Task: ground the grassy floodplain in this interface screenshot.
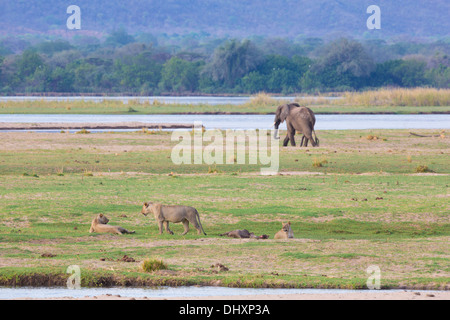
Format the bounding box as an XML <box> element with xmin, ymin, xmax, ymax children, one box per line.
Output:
<box><xmin>0</xmin><ymin>126</ymin><xmax>449</xmax><ymax>289</ymax></box>
<box><xmin>1</xmin><ymin>88</ymin><xmax>449</xmax><ymax>115</ymax></box>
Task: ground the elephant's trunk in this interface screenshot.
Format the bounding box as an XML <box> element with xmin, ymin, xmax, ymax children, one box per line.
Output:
<box><xmin>272</xmin><ymin>121</ymin><xmax>281</xmax><ymax>139</ymax></box>
<box><xmin>273</xmin><ymin>128</ymin><xmax>280</xmax><ymax>140</ymax></box>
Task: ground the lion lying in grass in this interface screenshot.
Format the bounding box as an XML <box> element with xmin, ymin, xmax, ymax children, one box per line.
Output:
<box><xmin>89</xmin><ymin>214</ymin><xmax>135</xmax><ymax>235</ymax></box>
<box><xmin>274</xmin><ymin>222</ymin><xmax>294</xmax><ymax>239</ymax></box>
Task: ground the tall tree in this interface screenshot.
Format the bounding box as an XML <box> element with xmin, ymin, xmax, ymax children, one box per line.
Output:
<box><xmin>105</xmin><ymin>28</ymin><xmax>136</xmax><ymax>47</ymax></box>
<box><xmin>160</xmin><ymin>57</ymin><xmax>200</xmax><ymax>92</ymax></box>
<box><xmin>312</xmin><ymin>38</ymin><xmax>375</xmax><ymax>89</ymax></box>
<box><xmin>206</xmin><ymin>39</ymin><xmax>262</xmax><ymax>87</ymax></box>
<box><xmin>318</xmin><ymin>38</ymin><xmax>375</xmax><ymax>78</ymax></box>
<box><xmin>16</xmin><ymin>49</ymin><xmax>45</xmax><ymax>79</ymax></box>
<box><xmin>0</xmin><ymin>56</ymin><xmax>4</xmax><ymax>86</ymax></box>
<box><xmin>114</xmin><ymin>53</ymin><xmax>162</xmax><ymax>92</ymax></box>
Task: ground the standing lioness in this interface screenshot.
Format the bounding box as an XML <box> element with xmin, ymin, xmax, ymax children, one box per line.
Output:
<box><xmin>89</xmin><ymin>214</ymin><xmax>135</xmax><ymax>235</ymax></box>
<box><xmin>141</xmin><ymin>202</ymin><xmax>206</xmax><ymax>235</ymax></box>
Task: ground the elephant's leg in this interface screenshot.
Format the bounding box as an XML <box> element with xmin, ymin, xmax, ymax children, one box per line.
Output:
<box><xmin>283</xmin><ymin>134</ymin><xmax>290</xmax><ymax>147</ymax></box>
<box><xmin>288</xmin><ymin>131</ymin><xmax>296</xmax><ymax>146</ymax></box>
<box><xmin>300</xmin><ymin>135</ymin><xmax>306</xmax><ymax>147</ymax></box>
<box><xmin>286</xmin><ymin>124</ymin><xmax>296</xmax><ymax>146</ymax></box>
<box><xmin>181</xmin><ymin>219</ymin><xmax>190</xmax><ymax>235</ymax></box>
<box><xmin>304</xmin><ymin>130</ymin><xmax>316</xmax><ymax>147</ymax></box>
<box><xmin>164</xmin><ymin>221</ymin><xmax>174</xmax><ymax>235</ymax></box>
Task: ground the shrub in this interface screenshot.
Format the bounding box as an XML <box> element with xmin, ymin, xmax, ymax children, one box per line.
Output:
<box><xmin>312</xmin><ymin>157</ymin><xmax>328</xmax><ymax>167</ymax></box>
<box><xmin>415</xmin><ymin>165</ymin><xmax>433</xmax><ymax>173</ymax></box>
<box><xmin>141</xmin><ymin>258</ymin><xmax>168</xmax><ymax>272</ymax></box>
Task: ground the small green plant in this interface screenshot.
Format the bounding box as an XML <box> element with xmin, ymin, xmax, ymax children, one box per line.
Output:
<box><xmin>415</xmin><ymin>165</ymin><xmax>433</xmax><ymax>173</ymax></box>
<box><xmin>23</xmin><ymin>172</ymin><xmax>39</xmax><ymax>178</ymax></box>
<box><xmin>56</xmin><ymin>167</ymin><xmax>64</xmax><ymax>176</ymax></box>
<box><xmin>83</xmin><ymin>169</ymin><xmax>93</xmax><ymax>176</ymax></box>
<box><xmin>208</xmin><ymin>165</ymin><xmax>220</xmax><ymax>174</ymax></box>
<box><xmin>312</xmin><ymin>157</ymin><xmax>328</xmax><ymax>168</ymax></box>
<box><xmin>141</xmin><ymin>127</ymin><xmax>157</xmax><ymax>134</ymax></box>
<box><xmin>366</xmin><ymin>135</ymin><xmax>380</xmax><ymax>140</ymax></box>
<box><xmin>141</xmin><ymin>258</ymin><xmax>168</xmax><ymax>272</ymax></box>
<box><xmin>76</xmin><ymin>128</ymin><xmax>90</xmax><ymax>134</ymax></box>
<box><xmin>168</xmin><ymin>171</ymin><xmax>178</xmax><ymax>178</ymax></box>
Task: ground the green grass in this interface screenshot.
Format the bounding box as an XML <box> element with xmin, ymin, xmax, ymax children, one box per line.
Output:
<box><xmin>0</xmin><ymin>99</ymin><xmax>449</xmax><ymax>115</ymax></box>
<box><xmin>0</xmin><ymin>129</ymin><xmax>449</xmax><ymax>289</ymax></box>
<box><xmin>1</xmin><ymin>130</ymin><xmax>449</xmax><ymax>175</ymax></box>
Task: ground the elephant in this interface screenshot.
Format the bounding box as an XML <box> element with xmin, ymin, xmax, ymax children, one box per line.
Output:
<box><xmin>273</xmin><ymin>103</ymin><xmax>319</xmax><ymax>147</ymax></box>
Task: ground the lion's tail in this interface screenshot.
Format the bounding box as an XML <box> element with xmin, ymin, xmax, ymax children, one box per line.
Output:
<box><xmin>195</xmin><ymin>209</ymin><xmax>207</xmax><ymax>235</ymax></box>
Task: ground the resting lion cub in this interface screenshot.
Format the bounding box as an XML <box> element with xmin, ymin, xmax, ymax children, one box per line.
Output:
<box><xmin>89</xmin><ymin>214</ymin><xmax>135</xmax><ymax>235</ymax></box>
<box><xmin>274</xmin><ymin>222</ymin><xmax>294</xmax><ymax>239</ymax></box>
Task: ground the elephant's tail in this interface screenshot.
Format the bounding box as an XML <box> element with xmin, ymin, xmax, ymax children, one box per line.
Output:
<box><xmin>195</xmin><ymin>210</ymin><xmax>207</xmax><ymax>235</ymax></box>
<box><xmin>313</xmin><ymin>130</ymin><xmax>319</xmax><ymax>147</ymax></box>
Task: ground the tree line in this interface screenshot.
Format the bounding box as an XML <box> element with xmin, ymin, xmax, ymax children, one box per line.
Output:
<box><xmin>0</xmin><ymin>32</ymin><xmax>448</xmax><ymax>95</ymax></box>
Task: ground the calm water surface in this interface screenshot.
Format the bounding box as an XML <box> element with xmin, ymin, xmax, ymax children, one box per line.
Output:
<box><xmin>0</xmin><ymin>114</ymin><xmax>449</xmax><ymax>130</ymax></box>
<box><xmin>0</xmin><ymin>286</ymin><xmax>422</xmax><ymax>299</ymax></box>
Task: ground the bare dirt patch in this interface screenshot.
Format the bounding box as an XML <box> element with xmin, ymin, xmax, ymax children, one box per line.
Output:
<box><xmin>0</xmin><ymin>132</ymin><xmax>172</xmax><ymax>152</ymax></box>
<box><xmin>0</xmin><ymin>122</ymin><xmax>194</xmax><ymax>131</ymax></box>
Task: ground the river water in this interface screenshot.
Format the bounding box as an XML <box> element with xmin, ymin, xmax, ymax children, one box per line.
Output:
<box><xmin>0</xmin><ymin>114</ymin><xmax>449</xmax><ymax>130</ymax></box>
<box><xmin>0</xmin><ymin>286</ymin><xmax>428</xmax><ymax>299</ymax></box>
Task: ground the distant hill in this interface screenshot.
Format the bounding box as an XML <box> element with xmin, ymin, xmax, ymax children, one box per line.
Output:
<box><xmin>1</xmin><ymin>0</ymin><xmax>449</xmax><ymax>39</ymax></box>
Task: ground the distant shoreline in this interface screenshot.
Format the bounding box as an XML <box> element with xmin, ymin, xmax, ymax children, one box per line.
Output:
<box><xmin>0</xmin><ymin>111</ymin><xmax>449</xmax><ymax>115</ymax></box>
<box><xmin>1</xmin><ymin>89</ymin><xmax>449</xmax><ymax>115</ymax></box>
<box><xmin>0</xmin><ymin>122</ymin><xmax>196</xmax><ymax>131</ymax></box>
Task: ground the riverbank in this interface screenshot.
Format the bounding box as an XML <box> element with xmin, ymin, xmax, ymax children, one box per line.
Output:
<box><xmin>1</xmin><ymin>89</ymin><xmax>449</xmax><ymax>114</ymax></box>
<box><xmin>0</xmin><ymin>100</ymin><xmax>449</xmax><ymax>115</ymax></box>
<box><xmin>0</xmin><ymin>122</ymin><xmax>195</xmax><ymax>131</ymax></box>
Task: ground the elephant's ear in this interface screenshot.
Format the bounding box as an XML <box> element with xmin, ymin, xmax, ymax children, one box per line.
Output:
<box><xmin>279</xmin><ymin>104</ymin><xmax>290</xmax><ymax>122</ymax></box>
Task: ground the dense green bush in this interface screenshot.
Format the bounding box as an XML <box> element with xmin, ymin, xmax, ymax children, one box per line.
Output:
<box><xmin>0</xmin><ymin>35</ymin><xmax>448</xmax><ymax>94</ymax></box>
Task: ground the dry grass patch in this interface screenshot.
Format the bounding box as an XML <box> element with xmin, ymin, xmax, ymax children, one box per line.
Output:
<box><xmin>340</xmin><ymin>88</ymin><xmax>450</xmax><ymax>107</ymax></box>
